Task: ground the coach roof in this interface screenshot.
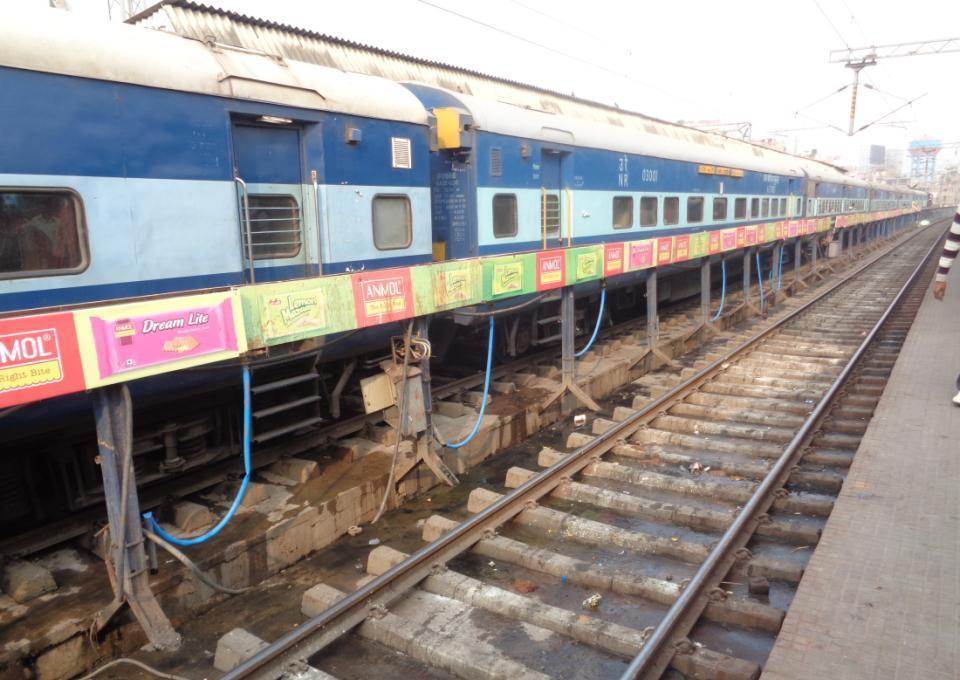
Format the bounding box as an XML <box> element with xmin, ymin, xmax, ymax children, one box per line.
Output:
<box><xmin>0</xmin><ymin>7</ymin><xmax>428</xmax><ymax>125</ymax></box>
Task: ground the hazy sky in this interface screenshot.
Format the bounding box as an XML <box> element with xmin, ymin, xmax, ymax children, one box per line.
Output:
<box><xmin>15</xmin><ymin>0</ymin><xmax>960</xmax><ymax>171</ymax></box>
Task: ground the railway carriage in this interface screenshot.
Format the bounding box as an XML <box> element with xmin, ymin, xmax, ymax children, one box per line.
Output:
<box><xmin>0</xmin><ymin>8</ymin><xmax>926</xmax><ymax>537</ymax></box>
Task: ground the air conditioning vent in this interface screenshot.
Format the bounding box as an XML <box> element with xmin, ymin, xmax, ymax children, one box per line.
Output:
<box><xmin>490</xmin><ymin>147</ymin><xmax>503</xmax><ymax>176</ymax></box>
<box><xmin>391</xmin><ymin>137</ymin><xmax>412</xmax><ymax>169</ymax></box>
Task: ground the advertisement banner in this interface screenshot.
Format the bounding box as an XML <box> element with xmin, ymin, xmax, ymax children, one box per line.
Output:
<box><xmin>351</xmin><ymin>268</ymin><xmax>415</xmax><ymax>328</ymax></box>
<box><xmin>656</xmin><ymin>237</ymin><xmax>674</xmax><ymax>265</ymax></box>
<box><xmin>689</xmin><ymin>232</ymin><xmax>708</xmax><ymax>260</ymax></box>
<box><xmin>764</xmin><ymin>223</ymin><xmax>777</xmax><ymax>243</ymax></box>
<box><xmin>735</xmin><ymin>227</ymin><xmax>746</xmax><ymax>249</ymax></box>
<box><xmin>0</xmin><ymin>312</ymin><xmax>85</xmax><ymax>408</ymax></box>
<box><xmin>482</xmin><ymin>253</ymin><xmax>536</xmax><ymax>300</ymax></box>
<box><xmin>628</xmin><ymin>240</ymin><xmax>655</xmax><ymax>270</ymax></box>
<box><xmin>603</xmin><ymin>243</ymin><xmax>625</xmax><ymax>277</ymax></box>
<box><xmin>242</xmin><ymin>276</ymin><xmax>355</xmax><ymax>348</ymax></box>
<box><xmin>720</xmin><ymin>229</ymin><xmax>737</xmax><ymax>251</ymax></box>
<box><xmin>708</xmin><ymin>231</ymin><xmax>722</xmax><ymax>255</ymax></box>
<box><xmin>536</xmin><ymin>250</ymin><xmax>566</xmax><ymax>291</ymax></box>
<box><xmin>76</xmin><ymin>292</ymin><xmax>245</xmax><ymax>387</ymax></box>
<box><xmin>411</xmin><ymin>260</ymin><xmax>482</xmax><ymax>315</ymax></box>
<box><xmin>566</xmin><ymin>245</ymin><xmax>603</xmax><ymax>284</ymax></box>
<box><xmin>745</xmin><ymin>225</ymin><xmax>758</xmax><ymax>246</ymax></box>
<box><xmin>674</xmin><ymin>235</ymin><xmax>690</xmax><ymax>262</ymax></box>
<box><xmin>788</xmin><ymin>221</ymin><xmax>799</xmax><ymax>238</ymax></box>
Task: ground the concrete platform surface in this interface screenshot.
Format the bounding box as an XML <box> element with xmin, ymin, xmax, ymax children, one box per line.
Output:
<box><xmin>763</xmin><ymin>261</ymin><xmax>960</xmax><ymax>679</ymax></box>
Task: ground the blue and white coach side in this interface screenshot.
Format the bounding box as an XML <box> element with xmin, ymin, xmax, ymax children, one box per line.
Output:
<box><xmin>0</xmin><ymin>10</ymin><xmax>433</xmax><ymax>315</ymax></box>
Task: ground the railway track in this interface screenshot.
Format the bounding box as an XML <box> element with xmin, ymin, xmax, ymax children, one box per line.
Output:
<box><xmin>185</xmin><ymin>219</ymin><xmax>948</xmax><ymax>680</ymax></box>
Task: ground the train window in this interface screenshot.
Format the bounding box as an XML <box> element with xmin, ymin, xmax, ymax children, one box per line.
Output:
<box><xmin>713</xmin><ymin>197</ymin><xmax>727</xmax><ymax>221</ymax></box>
<box><xmin>734</xmin><ymin>197</ymin><xmax>746</xmax><ymax>219</ymax></box>
<box><xmin>640</xmin><ymin>196</ymin><xmax>658</xmax><ymax>227</ymax></box>
<box><xmin>492</xmin><ymin>194</ymin><xmax>517</xmax><ymax>238</ymax></box>
<box><xmin>613</xmin><ymin>196</ymin><xmax>633</xmax><ymax>229</ymax></box>
<box><xmin>0</xmin><ymin>190</ymin><xmax>87</xmax><ymax>277</ymax></box>
<box><xmin>751</xmin><ymin>198</ymin><xmax>759</xmax><ymax>218</ymax></box>
<box><xmin>761</xmin><ymin>198</ymin><xmax>769</xmax><ymax>218</ymax></box>
<box><xmin>372</xmin><ymin>195</ymin><xmax>412</xmax><ymax>250</ymax></box>
<box><xmin>245</xmin><ymin>194</ymin><xmax>302</xmax><ymax>259</ymax></box>
<box><xmin>664</xmin><ymin>197</ymin><xmax>680</xmax><ymax>225</ymax></box>
<box><xmin>687</xmin><ymin>196</ymin><xmax>704</xmax><ymax>223</ymax></box>
<box><xmin>796</xmin><ymin>197</ymin><xmax>802</xmax><ymax>215</ymax></box>
<box><xmin>542</xmin><ymin>193</ymin><xmax>560</xmax><ymax>234</ymax></box>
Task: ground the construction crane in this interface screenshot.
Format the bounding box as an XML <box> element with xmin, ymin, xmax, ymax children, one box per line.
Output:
<box><xmin>829</xmin><ymin>38</ymin><xmax>960</xmax><ymax>135</ymax></box>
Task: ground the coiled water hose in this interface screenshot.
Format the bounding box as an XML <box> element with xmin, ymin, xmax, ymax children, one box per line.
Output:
<box><xmin>443</xmin><ymin>315</ymin><xmax>495</xmax><ymax>449</ymax></box>
<box><xmin>144</xmin><ymin>365</ymin><xmax>252</xmax><ymax>546</ymax></box>
<box><xmin>575</xmin><ymin>287</ymin><xmax>606</xmax><ymax>358</ymax></box>
<box><xmin>711</xmin><ymin>259</ymin><xmax>726</xmax><ymax>322</ymax></box>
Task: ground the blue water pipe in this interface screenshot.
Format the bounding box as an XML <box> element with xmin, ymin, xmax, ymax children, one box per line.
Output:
<box><xmin>144</xmin><ymin>365</ymin><xmax>252</xmax><ymax>546</ymax></box>
<box><xmin>756</xmin><ymin>251</ymin><xmax>765</xmax><ymax>313</ymax></box>
<box><xmin>575</xmin><ymin>287</ymin><xmax>606</xmax><ymax>358</ymax></box>
<box><xmin>445</xmin><ymin>315</ymin><xmax>495</xmax><ymax>449</ymax></box>
<box><xmin>711</xmin><ymin>259</ymin><xmax>726</xmax><ymax>322</ymax></box>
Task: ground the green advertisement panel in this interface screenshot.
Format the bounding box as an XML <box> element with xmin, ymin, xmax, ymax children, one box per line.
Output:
<box><xmin>411</xmin><ymin>260</ymin><xmax>483</xmax><ymax>315</ymax></box>
<box><xmin>564</xmin><ymin>245</ymin><xmax>603</xmax><ymax>285</ymax></box>
<box><xmin>482</xmin><ymin>253</ymin><xmax>537</xmax><ymax>300</ymax></box>
<box><xmin>241</xmin><ymin>275</ymin><xmax>356</xmax><ymax>348</ymax></box>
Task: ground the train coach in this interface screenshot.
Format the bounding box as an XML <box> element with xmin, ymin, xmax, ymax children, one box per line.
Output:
<box><xmin>0</xmin><ymin>8</ymin><xmax>924</xmax><ymax>539</ymax></box>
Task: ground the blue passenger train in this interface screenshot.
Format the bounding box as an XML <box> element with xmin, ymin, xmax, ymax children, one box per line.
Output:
<box><xmin>0</xmin><ymin>8</ymin><xmax>926</xmax><ymax>532</ymax></box>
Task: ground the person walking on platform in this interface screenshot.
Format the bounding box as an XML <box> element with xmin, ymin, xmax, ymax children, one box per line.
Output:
<box><xmin>932</xmin><ymin>207</ymin><xmax>960</xmax><ymax>405</ymax></box>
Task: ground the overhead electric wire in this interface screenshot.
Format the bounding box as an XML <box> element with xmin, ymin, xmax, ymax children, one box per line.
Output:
<box><xmin>410</xmin><ymin>0</ymin><xmax>694</xmax><ymax>106</ymax></box>
<box><xmin>812</xmin><ymin>0</ymin><xmax>852</xmax><ymax>50</ymax></box>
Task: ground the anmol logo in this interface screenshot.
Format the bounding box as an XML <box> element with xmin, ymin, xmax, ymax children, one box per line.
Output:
<box><xmin>541</xmin><ymin>256</ymin><xmax>562</xmax><ymax>271</ymax></box>
<box><xmin>0</xmin><ymin>330</ymin><xmax>58</xmax><ymax>367</ymax></box>
<box><xmin>364</xmin><ymin>277</ymin><xmax>405</xmax><ymax>300</ymax></box>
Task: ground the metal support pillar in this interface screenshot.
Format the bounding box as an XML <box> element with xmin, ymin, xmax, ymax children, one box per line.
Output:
<box><xmin>793</xmin><ymin>238</ymin><xmax>804</xmax><ymax>289</ymax></box>
<box><xmin>646</xmin><ymin>271</ymin><xmax>659</xmax><ymax>350</ymax></box>
<box><xmin>545</xmin><ymin>287</ymin><xmax>600</xmax><ymax>412</ymax></box>
<box><xmin>742</xmin><ymin>249</ymin><xmax>754</xmax><ymax>310</ymax></box>
<box><xmin>92</xmin><ymin>384</ymin><xmax>179</xmax><ymax>649</ymax></box>
<box><xmin>415</xmin><ymin>317</ymin><xmax>458</xmax><ymax>486</ymax></box>
<box><xmin>771</xmin><ymin>243</ymin><xmax>783</xmax><ymax>305</ymax></box>
<box><xmin>700</xmin><ymin>257</ymin><xmax>711</xmax><ymax>323</ymax></box>
<box><xmin>810</xmin><ymin>237</ymin><xmax>820</xmax><ymax>279</ymax></box>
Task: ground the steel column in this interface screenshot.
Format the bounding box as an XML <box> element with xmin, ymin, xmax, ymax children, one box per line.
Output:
<box><xmin>794</xmin><ymin>238</ymin><xmax>803</xmax><ymax>286</ymax></box>
<box><xmin>92</xmin><ymin>384</ymin><xmax>179</xmax><ymax>649</ymax></box>
<box><xmin>414</xmin><ymin>317</ymin><xmax>458</xmax><ymax>486</ymax></box>
<box><xmin>811</xmin><ymin>237</ymin><xmax>819</xmax><ymax>277</ymax></box>
<box><xmin>700</xmin><ymin>257</ymin><xmax>711</xmax><ymax>323</ymax></box>
<box><xmin>646</xmin><ymin>271</ymin><xmax>659</xmax><ymax>349</ymax></box>
<box><xmin>543</xmin><ymin>286</ymin><xmax>599</xmax><ymax>412</ymax></box>
<box><xmin>742</xmin><ymin>249</ymin><xmax>752</xmax><ymax>305</ymax></box>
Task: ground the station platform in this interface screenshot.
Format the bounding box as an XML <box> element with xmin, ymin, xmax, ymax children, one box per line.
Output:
<box><xmin>763</xmin><ymin>261</ymin><xmax>960</xmax><ymax>679</ymax></box>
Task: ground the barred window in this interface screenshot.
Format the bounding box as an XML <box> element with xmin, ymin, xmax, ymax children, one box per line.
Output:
<box><xmin>761</xmin><ymin>198</ymin><xmax>770</xmax><ymax>218</ymax></box>
<box><xmin>751</xmin><ymin>197</ymin><xmax>760</xmax><ymax>218</ymax></box>
<box><xmin>244</xmin><ymin>194</ymin><xmax>302</xmax><ymax>259</ymax></box>
<box><xmin>0</xmin><ymin>190</ymin><xmax>86</xmax><ymax>277</ymax></box>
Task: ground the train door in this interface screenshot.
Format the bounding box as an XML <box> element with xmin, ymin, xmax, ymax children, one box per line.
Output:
<box><xmin>540</xmin><ymin>149</ymin><xmax>564</xmax><ymax>246</ymax></box>
<box><xmin>232</xmin><ymin>122</ymin><xmax>309</xmax><ymax>283</ymax></box>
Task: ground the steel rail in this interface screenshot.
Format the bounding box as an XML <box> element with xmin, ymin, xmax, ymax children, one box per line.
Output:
<box><xmin>621</xmin><ymin>219</ymin><xmax>949</xmax><ymax>679</ymax></box>
<box><xmin>224</xmin><ymin>217</ymin><xmax>940</xmax><ymax>680</ymax></box>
